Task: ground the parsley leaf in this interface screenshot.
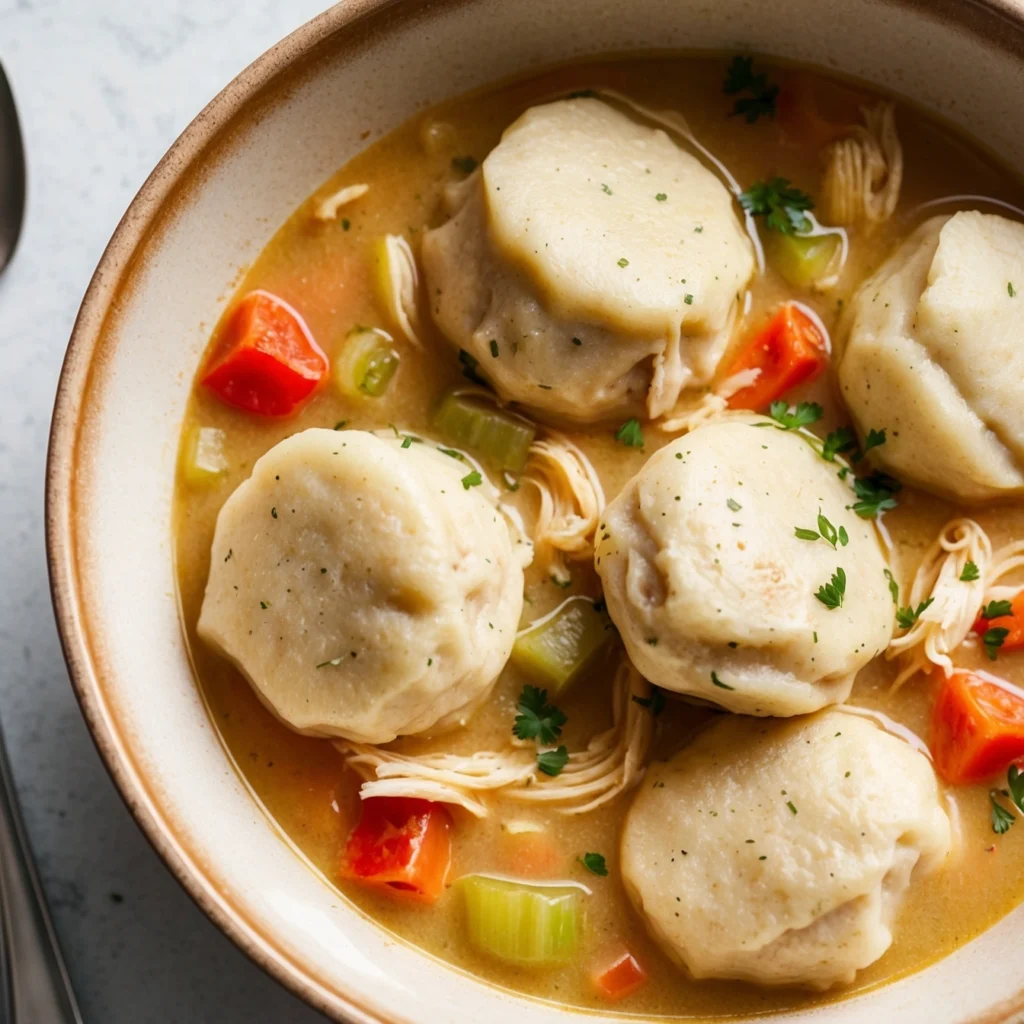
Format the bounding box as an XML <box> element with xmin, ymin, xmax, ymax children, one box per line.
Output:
<box><xmin>991</xmin><ymin>792</ymin><xmax>1016</xmax><ymax>834</ymax></box>
<box><xmin>615</xmin><ymin>418</ymin><xmax>644</xmax><ymax>448</ymax></box>
<box><xmin>794</xmin><ymin>527</ymin><xmax>821</xmax><ymax>542</ymax></box>
<box><xmin>739</xmin><ymin>178</ymin><xmax>814</xmax><ymax>234</ymax></box>
<box><xmin>884</xmin><ymin>568</ymin><xmax>900</xmax><ymax>605</ymax></box>
<box><xmin>849</xmin><ymin>472</ymin><xmax>901</xmax><ymax>518</ymax></box>
<box><xmin>895</xmin><ymin>597</ymin><xmax>935</xmax><ymax>630</ymax></box>
<box><xmin>1009</xmin><ymin>766</ymin><xmax>1024</xmax><ymax>814</ymax></box>
<box><xmin>815</xmin><ymin>567</ymin><xmax>847</xmax><ymax>610</ymax></box>
<box><xmin>795</xmin><ymin>510</ymin><xmax>847</xmax><ymax>549</ymax></box>
<box><xmin>461</xmin><ymin>470</ymin><xmax>483</xmax><ymax>490</ymax></box>
<box><xmin>766</xmin><ymin>400</ymin><xmax>823</xmax><ymax>430</ymax></box>
<box><xmin>632</xmin><ymin>690</ymin><xmax>667</xmax><ymax>716</ymax></box>
<box><xmin>537</xmin><ymin>746</ymin><xmax>569</xmax><ymax>777</ymax></box>
<box><xmin>727</xmin><ymin>497</ymin><xmax>742</xmax><ymax>512</ymax></box>
<box><xmin>513</xmin><ymin>685</ymin><xmax>567</xmax><ymax>745</ymax></box>
<box><xmin>984</xmin><ymin>626</ymin><xmax>1010</xmax><ymax>661</ymax></box>
<box><xmin>723</xmin><ymin>56</ymin><xmax>780</xmax><ymax>123</ymax></box>
<box><xmin>459</xmin><ymin>349</ymin><xmax>489</xmax><ymax>387</ymax></box>
<box><xmin>982</xmin><ymin>600</ymin><xmax>1014</xmax><ymax>620</ymax></box>
<box><xmin>578</xmin><ymin>852</ymin><xmax>608</xmax><ymax>876</ymax></box>
<box><xmin>861</xmin><ymin>427</ymin><xmax>887</xmax><ymax>455</ymax></box>
<box><xmin>822</xmin><ymin>426</ymin><xmax>858</xmax><ymax>462</ymax></box>
<box><xmin>961</xmin><ymin>561</ymin><xmax>981</xmax><ymax>582</ymax></box>
<box><xmin>711</xmin><ymin>671</ymin><xmax>735</xmax><ymax>690</ymax></box>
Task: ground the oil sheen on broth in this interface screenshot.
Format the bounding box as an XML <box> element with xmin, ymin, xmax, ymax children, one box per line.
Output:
<box><xmin>174</xmin><ymin>55</ymin><xmax>1024</xmax><ymax>1017</ymax></box>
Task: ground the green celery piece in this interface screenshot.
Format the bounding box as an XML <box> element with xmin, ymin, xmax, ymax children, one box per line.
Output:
<box><xmin>333</xmin><ymin>328</ymin><xmax>399</xmax><ymax>398</ymax></box>
<box><xmin>180</xmin><ymin>425</ymin><xmax>228</xmax><ymax>487</ymax></box>
<box><xmin>510</xmin><ymin>597</ymin><xmax>614</xmax><ymax>696</ymax></box>
<box><xmin>431</xmin><ymin>390</ymin><xmax>536</xmax><ymax>473</ymax></box>
<box><xmin>459</xmin><ymin>875</ymin><xmax>582</xmax><ymax>966</ymax></box>
<box><xmin>765</xmin><ymin>231</ymin><xmax>840</xmax><ymax>289</ymax></box>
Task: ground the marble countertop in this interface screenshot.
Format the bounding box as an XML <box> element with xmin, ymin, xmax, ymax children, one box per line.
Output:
<box><xmin>0</xmin><ymin>1</ymin><xmax>331</xmax><ymax>1020</ymax></box>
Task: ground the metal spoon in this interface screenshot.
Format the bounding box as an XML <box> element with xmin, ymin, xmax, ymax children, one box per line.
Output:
<box><xmin>0</xmin><ymin>61</ymin><xmax>26</xmax><ymax>274</ymax></box>
<box><xmin>0</xmin><ymin>62</ymin><xmax>81</xmax><ymax>1023</ymax></box>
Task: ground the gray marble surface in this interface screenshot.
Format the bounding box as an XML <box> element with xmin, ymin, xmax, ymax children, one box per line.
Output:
<box><xmin>0</xmin><ymin>1</ymin><xmax>332</xmax><ymax>1020</ymax></box>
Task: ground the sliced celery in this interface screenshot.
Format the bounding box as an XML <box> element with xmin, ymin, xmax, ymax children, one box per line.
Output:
<box><xmin>511</xmin><ymin>597</ymin><xmax>614</xmax><ymax>696</ymax></box>
<box><xmin>333</xmin><ymin>328</ymin><xmax>399</xmax><ymax>398</ymax></box>
<box><xmin>180</xmin><ymin>426</ymin><xmax>228</xmax><ymax>487</ymax></box>
<box><xmin>459</xmin><ymin>875</ymin><xmax>582</xmax><ymax>966</ymax></box>
<box><xmin>765</xmin><ymin>230</ymin><xmax>840</xmax><ymax>289</ymax></box>
<box><xmin>431</xmin><ymin>390</ymin><xmax>535</xmax><ymax>473</ymax></box>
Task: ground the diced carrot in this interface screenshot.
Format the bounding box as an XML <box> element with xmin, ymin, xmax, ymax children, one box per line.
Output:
<box><xmin>339</xmin><ymin>797</ymin><xmax>452</xmax><ymax>903</ymax></box>
<box><xmin>973</xmin><ymin>594</ymin><xmax>1024</xmax><ymax>653</ymax></box>
<box><xmin>726</xmin><ymin>303</ymin><xmax>829</xmax><ymax>412</ymax></box>
<box><xmin>201</xmin><ymin>289</ymin><xmax>328</xmax><ymax>416</ymax></box>
<box><xmin>931</xmin><ymin>670</ymin><xmax>1024</xmax><ymax>784</ymax></box>
<box><xmin>590</xmin><ymin>946</ymin><xmax>649</xmax><ymax>1002</ymax></box>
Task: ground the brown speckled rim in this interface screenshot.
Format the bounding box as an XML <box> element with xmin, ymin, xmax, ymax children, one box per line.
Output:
<box><xmin>42</xmin><ymin>0</ymin><xmax>1024</xmax><ymax>1021</ymax></box>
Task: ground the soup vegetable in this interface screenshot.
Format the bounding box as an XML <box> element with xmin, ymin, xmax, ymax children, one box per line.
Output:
<box><xmin>175</xmin><ymin>55</ymin><xmax>1024</xmax><ymax>1016</ymax></box>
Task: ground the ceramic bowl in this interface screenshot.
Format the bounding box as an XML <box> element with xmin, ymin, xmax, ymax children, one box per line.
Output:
<box><xmin>45</xmin><ymin>1</ymin><xmax>1024</xmax><ymax>1020</ymax></box>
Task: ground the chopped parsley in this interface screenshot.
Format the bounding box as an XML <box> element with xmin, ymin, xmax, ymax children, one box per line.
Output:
<box><xmin>615</xmin><ymin>418</ymin><xmax>644</xmax><ymax>448</ymax></box>
<box><xmin>739</xmin><ymin>178</ymin><xmax>813</xmax><ymax>234</ymax></box>
<box><xmin>333</xmin><ymin>420</ymin><xmax>348</xmax><ymax>430</ymax></box>
<box><xmin>655</xmin><ymin>192</ymin><xmax>667</xmax><ymax>202</ymax></box>
<box><xmin>984</xmin><ymin>626</ymin><xmax>1010</xmax><ymax>660</ymax></box>
<box><xmin>537</xmin><ymin>746</ymin><xmax>569</xmax><ymax>777</ymax></box>
<box><xmin>684</xmin><ymin>293</ymin><xmax>694</xmax><ymax>305</ymax></box>
<box><xmin>711</xmin><ymin>671</ymin><xmax>734</xmax><ymax>690</ymax></box>
<box><xmin>982</xmin><ymin>600</ymin><xmax>1013</xmax><ymax>620</ymax></box>
<box><xmin>459</xmin><ymin>349</ymin><xmax>489</xmax><ymax>387</ymax></box>
<box><xmin>342</xmin><ymin>217</ymin><xmax>351</xmax><ymax>231</ymax></box>
<box><xmin>601</xmin><ymin>183</ymin><xmax>613</xmax><ymax>195</ymax></box>
<box><xmin>857</xmin><ymin>427</ymin><xmax>887</xmax><ymax>460</ymax></box>
<box><xmin>815</xmin><ymin>567</ymin><xmax>847</xmax><ymax>610</ymax></box>
<box><xmin>461</xmin><ymin>470</ymin><xmax>483</xmax><ymax>489</ymax></box>
<box><xmin>849</xmin><ymin>472</ymin><xmax>901</xmax><ymax>519</ymax></box>
<box><xmin>991</xmin><ymin>791</ymin><xmax>1016</xmax><ymax>834</ymax></box>
<box><xmin>401</xmin><ymin>436</ymin><xmax>413</xmax><ymax>448</ymax></box>
<box><xmin>1010</xmin><ymin>281</ymin><xmax>1017</xmax><ymax>298</ymax></box>
<box><xmin>884</xmin><ymin>568</ymin><xmax>900</xmax><ymax>604</ymax></box>
<box><xmin>617</xmin><ymin>257</ymin><xmax>630</xmax><ymax>268</ymax></box>
<box><xmin>727</xmin><ymin>498</ymin><xmax>742</xmax><ymax>512</ymax></box>
<box><xmin>451</xmin><ymin>155</ymin><xmax>478</xmax><ymax>174</ymax></box>
<box><xmin>896</xmin><ymin>597</ymin><xmax>935</xmax><ymax>630</ymax></box>
<box><xmin>822</xmin><ymin>426</ymin><xmax>857</xmax><ymax>462</ymax></box>
<box><xmin>795</xmin><ymin>510</ymin><xmax>848</xmax><ymax>550</ymax></box>
<box><xmin>489</xmin><ymin>339</ymin><xmax>499</xmax><ymax>358</ymax></box>
<box><xmin>723</xmin><ymin>55</ymin><xmax>779</xmax><ymax>123</ymax></box>
<box><xmin>1009</xmin><ymin>765</ymin><xmax>1024</xmax><ymax>813</ymax></box>
<box><xmin>765</xmin><ymin>400</ymin><xmax>823</xmax><ymax>430</ymax></box>
<box><xmin>786</xmin><ymin>800</ymin><xmax>798</xmax><ymax>815</ymax></box>
<box><xmin>632</xmin><ymin>690</ymin><xmax>667</xmax><ymax>716</ymax></box>
<box><xmin>513</xmin><ymin>685</ymin><xmax>567</xmax><ymax>745</ymax></box>
<box><xmin>960</xmin><ymin>561</ymin><xmax>981</xmax><ymax>582</ymax></box>
<box><xmin>578</xmin><ymin>852</ymin><xmax>608</xmax><ymax>876</ymax></box>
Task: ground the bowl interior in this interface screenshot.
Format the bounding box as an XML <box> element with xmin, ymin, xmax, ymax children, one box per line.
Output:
<box><xmin>47</xmin><ymin>1</ymin><xmax>1024</xmax><ymax>1021</ymax></box>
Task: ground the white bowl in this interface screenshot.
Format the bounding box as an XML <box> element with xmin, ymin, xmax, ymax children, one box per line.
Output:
<box><xmin>45</xmin><ymin>1</ymin><xmax>1024</xmax><ymax>1020</ymax></box>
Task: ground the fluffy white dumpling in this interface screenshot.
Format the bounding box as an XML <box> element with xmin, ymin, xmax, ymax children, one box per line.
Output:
<box><xmin>197</xmin><ymin>429</ymin><xmax>525</xmax><ymax>744</ymax></box>
<box><xmin>838</xmin><ymin>211</ymin><xmax>1024</xmax><ymax>502</ymax></box>
<box><xmin>421</xmin><ymin>97</ymin><xmax>755</xmax><ymax>424</ymax></box>
<box><xmin>595</xmin><ymin>414</ymin><xmax>893</xmax><ymax>716</ymax></box>
<box><xmin>621</xmin><ymin>710</ymin><xmax>950</xmax><ymax>990</ymax></box>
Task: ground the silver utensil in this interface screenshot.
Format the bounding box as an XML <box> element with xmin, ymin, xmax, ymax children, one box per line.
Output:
<box><xmin>0</xmin><ymin>62</ymin><xmax>82</xmax><ymax>1024</ymax></box>
<box><xmin>0</xmin><ymin>61</ymin><xmax>26</xmax><ymax>274</ymax></box>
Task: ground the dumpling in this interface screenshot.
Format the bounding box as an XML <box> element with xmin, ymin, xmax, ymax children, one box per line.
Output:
<box><xmin>621</xmin><ymin>710</ymin><xmax>951</xmax><ymax>990</ymax></box>
<box><xmin>594</xmin><ymin>413</ymin><xmax>893</xmax><ymax>716</ymax></box>
<box><xmin>421</xmin><ymin>97</ymin><xmax>755</xmax><ymax>424</ymax></box>
<box><xmin>838</xmin><ymin>211</ymin><xmax>1024</xmax><ymax>502</ymax></box>
<box><xmin>197</xmin><ymin>429</ymin><xmax>525</xmax><ymax>744</ymax></box>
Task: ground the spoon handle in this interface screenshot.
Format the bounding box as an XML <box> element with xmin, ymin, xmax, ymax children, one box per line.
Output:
<box><xmin>0</xmin><ymin>723</ymin><xmax>83</xmax><ymax>1024</ymax></box>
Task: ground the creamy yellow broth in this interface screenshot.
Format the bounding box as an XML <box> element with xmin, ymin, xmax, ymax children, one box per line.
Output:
<box><xmin>174</xmin><ymin>55</ymin><xmax>1024</xmax><ymax>1018</ymax></box>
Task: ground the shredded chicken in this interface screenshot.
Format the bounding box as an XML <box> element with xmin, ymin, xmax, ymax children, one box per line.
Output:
<box><xmin>314</xmin><ymin>183</ymin><xmax>369</xmax><ymax>222</ymax></box>
<box><xmin>380</xmin><ymin>234</ymin><xmax>423</xmax><ymax>348</ymax></box>
<box><xmin>656</xmin><ymin>369</ymin><xmax>761</xmax><ymax>434</ymax></box>
<box><xmin>821</xmin><ymin>102</ymin><xmax>902</xmax><ymax>227</ymax></box>
<box><xmin>522</xmin><ymin>432</ymin><xmax>605</xmax><ymax>583</ymax></box>
<box><xmin>886</xmin><ymin>518</ymin><xmax>1024</xmax><ymax>689</ymax></box>
<box><xmin>335</xmin><ymin>658</ymin><xmax>654</xmax><ymax>818</ymax></box>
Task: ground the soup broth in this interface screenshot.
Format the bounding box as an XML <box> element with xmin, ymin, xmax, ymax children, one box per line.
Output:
<box><xmin>175</xmin><ymin>55</ymin><xmax>1024</xmax><ymax>1018</ymax></box>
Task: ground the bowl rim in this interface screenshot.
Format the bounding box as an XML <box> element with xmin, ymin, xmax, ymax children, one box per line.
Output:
<box><xmin>42</xmin><ymin>0</ymin><xmax>1024</xmax><ymax>1021</ymax></box>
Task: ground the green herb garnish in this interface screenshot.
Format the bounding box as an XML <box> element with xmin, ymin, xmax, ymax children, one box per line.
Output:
<box><xmin>984</xmin><ymin>626</ymin><xmax>1010</xmax><ymax>660</ymax></box>
<box><xmin>849</xmin><ymin>472</ymin><xmax>901</xmax><ymax>519</ymax></box>
<box><xmin>991</xmin><ymin>791</ymin><xmax>1016</xmax><ymax>834</ymax></box>
<box><xmin>723</xmin><ymin>56</ymin><xmax>780</xmax><ymax>123</ymax></box>
<box><xmin>578</xmin><ymin>852</ymin><xmax>608</xmax><ymax>876</ymax></box>
<box><xmin>513</xmin><ymin>685</ymin><xmax>567</xmax><ymax>745</ymax></box>
<box><xmin>711</xmin><ymin>671</ymin><xmax>735</xmax><ymax>690</ymax></box>
<box><xmin>739</xmin><ymin>178</ymin><xmax>814</xmax><ymax>234</ymax></box>
<box><xmin>461</xmin><ymin>470</ymin><xmax>483</xmax><ymax>489</ymax></box>
<box><xmin>961</xmin><ymin>561</ymin><xmax>981</xmax><ymax>582</ymax></box>
<box><xmin>822</xmin><ymin>426</ymin><xmax>858</xmax><ymax>462</ymax></box>
<box><xmin>815</xmin><ymin>567</ymin><xmax>847</xmax><ymax>610</ymax></box>
<box><xmin>795</xmin><ymin>510</ymin><xmax>849</xmax><ymax>550</ymax></box>
<box><xmin>537</xmin><ymin>746</ymin><xmax>570</xmax><ymax>777</ymax></box>
<box><xmin>632</xmin><ymin>690</ymin><xmax>667</xmax><ymax>716</ymax></box>
<box><xmin>615</xmin><ymin>418</ymin><xmax>644</xmax><ymax>448</ymax></box>
<box><xmin>896</xmin><ymin>597</ymin><xmax>935</xmax><ymax>630</ymax></box>
<box><xmin>982</xmin><ymin>600</ymin><xmax>1014</xmax><ymax>620</ymax></box>
<box><xmin>884</xmin><ymin>568</ymin><xmax>899</xmax><ymax>604</ymax></box>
